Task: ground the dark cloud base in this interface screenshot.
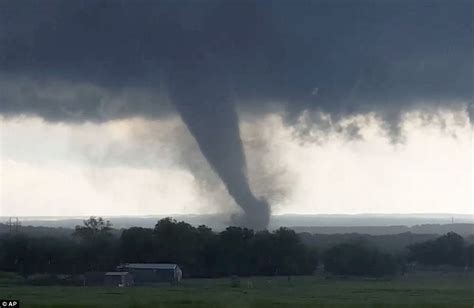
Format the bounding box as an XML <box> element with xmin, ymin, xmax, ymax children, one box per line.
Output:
<box><xmin>1</xmin><ymin>0</ymin><xmax>472</xmax><ymax>121</ymax></box>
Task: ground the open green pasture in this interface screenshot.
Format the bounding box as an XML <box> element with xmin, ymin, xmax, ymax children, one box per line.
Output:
<box><xmin>1</xmin><ymin>273</ymin><xmax>472</xmax><ymax>307</ymax></box>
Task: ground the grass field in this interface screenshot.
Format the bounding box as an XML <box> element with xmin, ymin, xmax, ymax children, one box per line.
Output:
<box><xmin>1</xmin><ymin>273</ymin><xmax>473</xmax><ymax>307</ymax></box>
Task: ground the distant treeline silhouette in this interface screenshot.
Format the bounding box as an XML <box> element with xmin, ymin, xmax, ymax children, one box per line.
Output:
<box><xmin>0</xmin><ymin>217</ymin><xmax>473</xmax><ymax>280</ymax></box>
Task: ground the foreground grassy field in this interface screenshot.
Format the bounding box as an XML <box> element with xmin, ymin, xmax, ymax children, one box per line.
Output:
<box><xmin>1</xmin><ymin>273</ymin><xmax>473</xmax><ymax>307</ymax></box>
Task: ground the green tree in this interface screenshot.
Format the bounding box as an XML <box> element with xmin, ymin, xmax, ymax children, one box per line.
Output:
<box><xmin>195</xmin><ymin>225</ymin><xmax>218</xmax><ymax>277</ymax></box>
<box><xmin>250</xmin><ymin>230</ymin><xmax>277</xmax><ymax>275</ymax></box>
<box><xmin>153</xmin><ymin>218</ymin><xmax>199</xmax><ymax>276</ymax></box>
<box><xmin>73</xmin><ymin>216</ymin><xmax>112</xmax><ymax>242</ymax></box>
<box><xmin>466</xmin><ymin>244</ymin><xmax>474</xmax><ymax>267</ymax></box>
<box><xmin>73</xmin><ymin>217</ymin><xmax>116</xmax><ymax>272</ymax></box>
<box><xmin>324</xmin><ymin>241</ymin><xmax>397</xmax><ymax>277</ymax></box>
<box><xmin>408</xmin><ymin>232</ymin><xmax>466</xmax><ymax>266</ymax></box>
<box><xmin>217</xmin><ymin>226</ymin><xmax>254</xmax><ymax>276</ymax></box>
<box><xmin>120</xmin><ymin>227</ymin><xmax>154</xmax><ymax>263</ymax></box>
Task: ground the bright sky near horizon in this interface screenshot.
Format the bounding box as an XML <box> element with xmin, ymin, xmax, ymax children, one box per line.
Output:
<box><xmin>1</xmin><ymin>111</ymin><xmax>472</xmax><ymax>217</ymax></box>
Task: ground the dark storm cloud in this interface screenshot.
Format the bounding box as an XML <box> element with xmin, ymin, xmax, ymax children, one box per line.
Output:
<box><xmin>1</xmin><ymin>0</ymin><xmax>472</xmax><ymax>228</ymax></box>
<box><xmin>1</xmin><ymin>0</ymin><xmax>472</xmax><ymax>120</ymax></box>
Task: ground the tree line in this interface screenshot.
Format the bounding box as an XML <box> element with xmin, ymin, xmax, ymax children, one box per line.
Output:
<box><xmin>0</xmin><ymin>217</ymin><xmax>472</xmax><ymax>280</ymax></box>
<box><xmin>407</xmin><ymin>232</ymin><xmax>474</xmax><ymax>267</ymax></box>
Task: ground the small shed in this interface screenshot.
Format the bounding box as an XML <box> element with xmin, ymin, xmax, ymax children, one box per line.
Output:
<box><xmin>104</xmin><ymin>272</ymin><xmax>134</xmax><ymax>287</ymax></box>
<box><xmin>117</xmin><ymin>263</ymin><xmax>182</xmax><ymax>284</ymax></box>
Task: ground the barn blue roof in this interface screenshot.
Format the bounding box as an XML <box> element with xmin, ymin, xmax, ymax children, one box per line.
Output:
<box><xmin>120</xmin><ymin>263</ymin><xmax>178</xmax><ymax>270</ymax></box>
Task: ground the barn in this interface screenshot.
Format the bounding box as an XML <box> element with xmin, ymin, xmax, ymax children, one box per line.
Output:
<box><xmin>117</xmin><ymin>263</ymin><xmax>182</xmax><ymax>284</ymax></box>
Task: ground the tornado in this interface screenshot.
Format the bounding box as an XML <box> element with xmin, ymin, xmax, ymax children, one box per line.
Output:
<box><xmin>167</xmin><ymin>65</ymin><xmax>270</xmax><ymax>230</ymax></box>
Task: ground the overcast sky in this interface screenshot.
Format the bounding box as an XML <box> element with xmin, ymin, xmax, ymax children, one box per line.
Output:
<box><xmin>0</xmin><ymin>1</ymin><xmax>472</xmax><ymax>219</ymax></box>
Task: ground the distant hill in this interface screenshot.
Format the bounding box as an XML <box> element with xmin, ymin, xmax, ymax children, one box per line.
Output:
<box><xmin>0</xmin><ymin>223</ymin><xmax>74</xmax><ymax>238</ymax></box>
<box><xmin>291</xmin><ymin>224</ymin><xmax>474</xmax><ymax>236</ymax></box>
<box><xmin>271</xmin><ymin>214</ymin><xmax>473</xmax><ymax>229</ymax></box>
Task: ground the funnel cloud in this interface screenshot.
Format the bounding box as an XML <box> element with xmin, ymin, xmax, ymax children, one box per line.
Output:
<box><xmin>168</xmin><ymin>64</ymin><xmax>270</xmax><ymax>229</ymax></box>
